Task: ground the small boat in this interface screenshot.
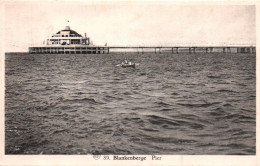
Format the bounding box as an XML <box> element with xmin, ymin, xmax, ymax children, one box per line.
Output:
<box><xmin>119</xmin><ymin>60</ymin><xmax>136</xmax><ymax>68</ymax></box>
<box><xmin>121</xmin><ymin>63</ymin><xmax>135</xmax><ymax>68</ymax></box>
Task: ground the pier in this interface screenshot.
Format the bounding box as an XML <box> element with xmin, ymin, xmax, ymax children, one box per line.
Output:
<box><xmin>28</xmin><ymin>26</ymin><xmax>256</xmax><ymax>54</ymax></box>
<box><xmin>107</xmin><ymin>46</ymin><xmax>256</xmax><ymax>54</ymax></box>
<box><xmin>29</xmin><ymin>46</ymin><xmax>109</xmax><ymax>54</ymax></box>
<box><xmin>29</xmin><ymin>46</ymin><xmax>255</xmax><ymax>54</ymax></box>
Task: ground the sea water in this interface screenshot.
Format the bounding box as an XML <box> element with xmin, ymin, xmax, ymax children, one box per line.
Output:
<box><xmin>5</xmin><ymin>52</ymin><xmax>256</xmax><ymax>154</ymax></box>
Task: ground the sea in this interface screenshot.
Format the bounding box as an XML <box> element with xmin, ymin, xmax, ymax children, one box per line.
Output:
<box><xmin>5</xmin><ymin>52</ymin><xmax>256</xmax><ymax>155</ymax></box>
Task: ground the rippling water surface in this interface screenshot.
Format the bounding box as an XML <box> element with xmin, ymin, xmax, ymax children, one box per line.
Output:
<box><xmin>5</xmin><ymin>52</ymin><xmax>255</xmax><ymax>154</ymax></box>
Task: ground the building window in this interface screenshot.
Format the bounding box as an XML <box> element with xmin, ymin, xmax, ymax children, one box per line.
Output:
<box><xmin>71</xmin><ymin>39</ymin><xmax>80</xmax><ymax>44</ymax></box>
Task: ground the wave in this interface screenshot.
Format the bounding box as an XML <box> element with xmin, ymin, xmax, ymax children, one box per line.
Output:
<box><xmin>207</xmin><ymin>108</ymin><xmax>226</xmax><ymax>116</ymax></box>
<box><xmin>104</xmin><ymin>95</ymin><xmax>123</xmax><ymax>101</ymax></box>
<box><xmin>216</xmin><ymin>89</ymin><xmax>238</xmax><ymax>93</ymax></box>
<box><xmin>156</xmin><ymin>101</ymin><xmax>170</xmax><ymax>107</ymax></box>
<box><xmin>145</xmin><ymin>114</ymin><xmax>205</xmax><ymax>130</ymax></box>
<box><xmin>160</xmin><ymin>108</ymin><xmax>173</xmax><ymax>112</ymax></box>
<box><xmin>52</xmin><ymin>129</ymin><xmax>69</xmax><ymax>134</ymax></box>
<box><xmin>62</xmin><ymin>97</ymin><xmax>102</xmax><ymax>105</ymax></box>
<box><xmin>177</xmin><ymin>102</ymin><xmax>220</xmax><ymax>108</ymax></box>
<box><xmin>138</xmin><ymin>133</ymin><xmax>197</xmax><ymax>144</ymax></box>
<box><xmin>225</xmin><ymin>114</ymin><xmax>254</xmax><ymax>120</ymax></box>
<box><xmin>207</xmin><ymin>75</ymin><xmax>221</xmax><ymax>79</ymax></box>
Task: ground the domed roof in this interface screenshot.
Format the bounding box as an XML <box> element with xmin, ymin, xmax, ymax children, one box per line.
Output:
<box><xmin>55</xmin><ymin>26</ymin><xmax>82</xmax><ymax>37</ymax></box>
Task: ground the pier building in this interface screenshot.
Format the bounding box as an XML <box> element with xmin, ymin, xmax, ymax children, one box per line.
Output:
<box><xmin>29</xmin><ymin>26</ymin><xmax>109</xmax><ymax>54</ymax></box>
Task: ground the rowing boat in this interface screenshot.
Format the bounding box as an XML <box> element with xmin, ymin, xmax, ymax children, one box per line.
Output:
<box><xmin>121</xmin><ymin>63</ymin><xmax>135</xmax><ymax>68</ymax></box>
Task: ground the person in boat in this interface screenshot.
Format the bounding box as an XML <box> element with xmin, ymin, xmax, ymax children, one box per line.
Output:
<box><xmin>122</xmin><ymin>60</ymin><xmax>127</xmax><ymax>65</ymax></box>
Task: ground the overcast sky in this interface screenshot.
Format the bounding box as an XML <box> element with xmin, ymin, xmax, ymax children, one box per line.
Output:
<box><xmin>4</xmin><ymin>2</ymin><xmax>256</xmax><ymax>52</ymax></box>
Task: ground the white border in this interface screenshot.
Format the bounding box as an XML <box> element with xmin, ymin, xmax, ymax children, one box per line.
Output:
<box><xmin>0</xmin><ymin>1</ymin><xmax>258</xmax><ymax>166</ymax></box>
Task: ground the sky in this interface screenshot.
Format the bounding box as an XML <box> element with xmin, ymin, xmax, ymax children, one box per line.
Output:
<box><xmin>3</xmin><ymin>2</ymin><xmax>256</xmax><ymax>52</ymax></box>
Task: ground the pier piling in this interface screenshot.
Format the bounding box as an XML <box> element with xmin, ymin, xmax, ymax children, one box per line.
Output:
<box><xmin>227</xmin><ymin>47</ymin><xmax>231</xmax><ymax>53</ymax></box>
<box><xmin>210</xmin><ymin>47</ymin><xmax>213</xmax><ymax>53</ymax></box>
